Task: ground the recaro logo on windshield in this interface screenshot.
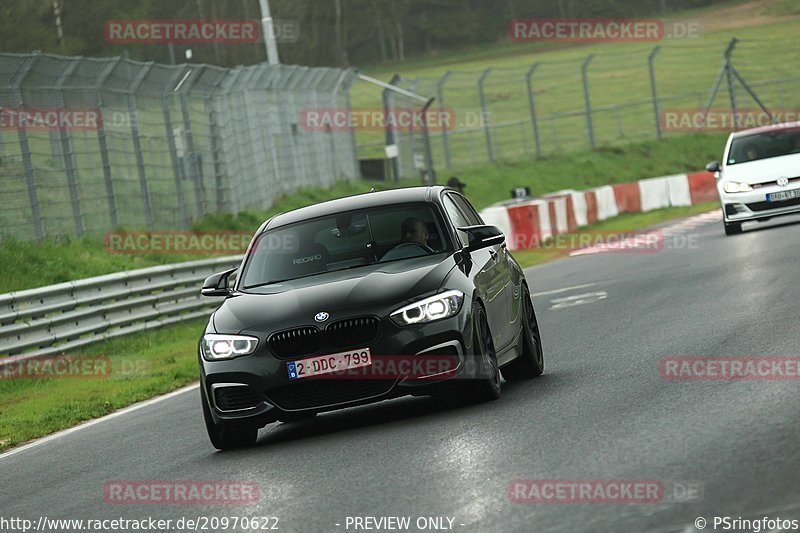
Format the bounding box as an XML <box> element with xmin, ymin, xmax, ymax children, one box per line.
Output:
<box><xmin>293</xmin><ymin>254</ymin><xmax>323</xmax><ymax>265</ymax></box>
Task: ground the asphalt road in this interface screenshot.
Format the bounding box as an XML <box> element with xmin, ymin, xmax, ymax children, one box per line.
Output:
<box><xmin>3</xmin><ymin>210</ymin><xmax>800</xmax><ymax>533</ymax></box>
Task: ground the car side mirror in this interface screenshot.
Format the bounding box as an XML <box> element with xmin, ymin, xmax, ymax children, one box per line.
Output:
<box><xmin>201</xmin><ymin>268</ymin><xmax>238</xmax><ymax>297</ymax></box>
<box><xmin>706</xmin><ymin>161</ymin><xmax>721</xmax><ymax>174</ymax></box>
<box><xmin>459</xmin><ymin>225</ymin><xmax>505</xmax><ymax>252</ymax></box>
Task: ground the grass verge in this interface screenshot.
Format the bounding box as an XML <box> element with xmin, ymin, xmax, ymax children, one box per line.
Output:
<box><xmin>0</xmin><ymin>202</ymin><xmax>719</xmax><ymax>452</ymax></box>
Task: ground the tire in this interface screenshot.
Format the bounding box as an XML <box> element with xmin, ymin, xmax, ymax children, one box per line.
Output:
<box><xmin>503</xmin><ymin>286</ymin><xmax>545</xmax><ymax>381</ymax></box>
<box><xmin>201</xmin><ymin>387</ymin><xmax>259</xmax><ymax>451</ymax></box>
<box><xmin>724</xmin><ymin>221</ymin><xmax>742</xmax><ymax>236</ymax></box>
<box><xmin>462</xmin><ymin>304</ymin><xmax>501</xmax><ymax>402</ymax></box>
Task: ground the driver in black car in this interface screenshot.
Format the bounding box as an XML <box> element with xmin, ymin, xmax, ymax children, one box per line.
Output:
<box><xmin>400</xmin><ymin>217</ymin><xmax>430</xmax><ymax>246</ymax></box>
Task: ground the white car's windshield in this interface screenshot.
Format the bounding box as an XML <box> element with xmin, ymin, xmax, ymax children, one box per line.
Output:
<box><xmin>728</xmin><ymin>128</ymin><xmax>800</xmax><ymax>165</ymax></box>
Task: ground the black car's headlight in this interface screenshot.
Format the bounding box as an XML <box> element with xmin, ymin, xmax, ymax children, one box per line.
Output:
<box><xmin>201</xmin><ymin>334</ymin><xmax>259</xmax><ymax>361</ymax></box>
<box><xmin>390</xmin><ymin>290</ymin><xmax>464</xmax><ymax>326</ymax></box>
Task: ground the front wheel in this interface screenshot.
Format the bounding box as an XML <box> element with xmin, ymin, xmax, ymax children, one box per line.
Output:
<box><xmin>503</xmin><ymin>286</ymin><xmax>545</xmax><ymax>381</ymax></box>
<box><xmin>201</xmin><ymin>387</ymin><xmax>259</xmax><ymax>451</ymax></box>
<box><xmin>462</xmin><ymin>304</ymin><xmax>501</xmax><ymax>402</ymax></box>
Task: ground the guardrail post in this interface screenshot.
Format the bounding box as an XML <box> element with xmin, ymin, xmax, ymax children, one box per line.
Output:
<box><xmin>437</xmin><ymin>70</ymin><xmax>453</xmax><ymax>169</ymax></box>
<box><xmin>127</xmin><ymin>62</ymin><xmax>155</xmax><ymax>230</ymax></box>
<box><xmin>648</xmin><ymin>46</ymin><xmax>663</xmax><ymax>141</ymax></box>
<box><xmin>581</xmin><ymin>54</ymin><xmax>596</xmax><ymax>149</ymax></box>
<box><xmin>478</xmin><ymin>68</ymin><xmax>494</xmax><ymax>162</ymax></box>
<box><xmin>526</xmin><ymin>63</ymin><xmax>542</xmax><ymax>157</ymax></box>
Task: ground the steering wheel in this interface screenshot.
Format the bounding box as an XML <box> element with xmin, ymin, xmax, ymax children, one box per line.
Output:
<box><xmin>393</xmin><ymin>242</ymin><xmax>435</xmax><ymax>254</ymax></box>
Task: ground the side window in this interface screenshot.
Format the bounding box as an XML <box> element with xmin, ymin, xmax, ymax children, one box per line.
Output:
<box><xmin>443</xmin><ymin>195</ymin><xmax>471</xmax><ymax>246</ymax></box>
<box><xmin>450</xmin><ymin>194</ymin><xmax>483</xmax><ymax>226</ymax></box>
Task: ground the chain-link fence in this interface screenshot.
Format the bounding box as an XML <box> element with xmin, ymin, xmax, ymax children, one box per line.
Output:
<box><xmin>354</xmin><ymin>36</ymin><xmax>800</xmax><ymax>174</ymax></box>
<box><xmin>0</xmin><ymin>52</ymin><xmax>359</xmax><ymax>240</ymax></box>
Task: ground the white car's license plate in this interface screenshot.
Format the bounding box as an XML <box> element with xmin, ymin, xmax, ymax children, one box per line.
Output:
<box><xmin>768</xmin><ymin>189</ymin><xmax>800</xmax><ymax>202</ymax></box>
<box><xmin>287</xmin><ymin>348</ymin><xmax>372</xmax><ymax>380</ymax></box>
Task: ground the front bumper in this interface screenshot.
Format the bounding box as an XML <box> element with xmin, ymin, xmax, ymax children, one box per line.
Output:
<box><xmin>200</xmin><ymin>312</ymin><xmax>477</xmax><ymax>425</ymax></box>
<box><xmin>720</xmin><ymin>183</ymin><xmax>800</xmax><ymax>223</ymax></box>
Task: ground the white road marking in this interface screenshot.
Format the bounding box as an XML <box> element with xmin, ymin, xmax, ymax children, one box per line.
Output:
<box><xmin>0</xmin><ymin>383</ymin><xmax>199</xmax><ymax>462</ymax></box>
<box><xmin>549</xmin><ymin>291</ymin><xmax>608</xmax><ymax>309</ymax></box>
<box><xmin>530</xmin><ymin>283</ymin><xmax>598</xmax><ymax>298</ymax></box>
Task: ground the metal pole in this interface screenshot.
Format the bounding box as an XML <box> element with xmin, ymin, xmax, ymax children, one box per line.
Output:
<box><xmin>437</xmin><ymin>70</ymin><xmax>453</xmax><ymax>169</ymax></box>
<box><xmin>162</xmin><ymin>67</ymin><xmax>190</xmax><ymax>229</ymax></box>
<box><xmin>725</xmin><ymin>40</ymin><xmax>739</xmax><ymax>130</ymax></box>
<box><xmin>478</xmin><ymin>67</ymin><xmax>493</xmax><ymax>162</ymax></box>
<box><xmin>177</xmin><ymin>67</ymin><xmax>206</xmax><ymax>218</ymax></box>
<box><xmin>730</xmin><ymin>65</ymin><xmax>772</xmax><ymax>120</ymax></box>
<box><xmin>581</xmin><ymin>54</ymin><xmax>595</xmax><ymax>148</ymax></box>
<box><xmin>526</xmin><ymin>63</ymin><xmax>541</xmax><ymax>157</ymax></box>
<box><xmin>258</xmin><ymin>0</ymin><xmax>281</xmax><ymax>65</ymax></box>
<box><xmin>127</xmin><ymin>62</ymin><xmax>155</xmax><ymax>230</ymax></box>
<box><xmin>648</xmin><ymin>46</ymin><xmax>662</xmax><ymax>141</ymax></box>
<box><xmin>10</xmin><ymin>54</ymin><xmax>44</xmax><ymax>240</ymax></box>
<box><xmin>383</xmin><ymin>74</ymin><xmax>402</xmax><ymax>182</ymax></box>
<box><xmin>54</xmin><ymin>58</ymin><xmax>84</xmax><ymax>236</ymax></box>
<box><xmin>702</xmin><ymin>39</ymin><xmax>737</xmax><ymax>129</ymax></box>
<box><xmin>94</xmin><ymin>58</ymin><xmax>120</xmax><ymax>229</ymax></box>
<box><xmin>420</xmin><ymin>97</ymin><xmax>437</xmax><ymax>185</ymax></box>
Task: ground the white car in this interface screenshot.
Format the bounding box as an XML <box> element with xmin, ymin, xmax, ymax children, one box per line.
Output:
<box><xmin>710</xmin><ymin>122</ymin><xmax>800</xmax><ymax>236</ymax></box>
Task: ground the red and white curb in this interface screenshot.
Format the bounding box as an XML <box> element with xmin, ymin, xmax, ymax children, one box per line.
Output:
<box><xmin>480</xmin><ymin>171</ymin><xmax>719</xmax><ymax>252</ymax></box>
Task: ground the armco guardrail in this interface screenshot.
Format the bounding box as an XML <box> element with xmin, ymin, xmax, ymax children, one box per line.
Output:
<box><xmin>0</xmin><ymin>256</ymin><xmax>242</xmax><ymax>362</ymax></box>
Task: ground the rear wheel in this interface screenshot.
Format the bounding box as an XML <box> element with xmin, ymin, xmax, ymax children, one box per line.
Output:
<box><xmin>201</xmin><ymin>387</ymin><xmax>259</xmax><ymax>451</ymax></box>
<box><xmin>503</xmin><ymin>286</ymin><xmax>545</xmax><ymax>381</ymax></box>
<box><xmin>464</xmin><ymin>304</ymin><xmax>501</xmax><ymax>402</ymax></box>
<box><xmin>724</xmin><ymin>221</ymin><xmax>742</xmax><ymax>236</ymax></box>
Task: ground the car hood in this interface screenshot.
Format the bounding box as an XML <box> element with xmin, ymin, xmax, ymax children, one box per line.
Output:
<box><xmin>213</xmin><ymin>254</ymin><xmax>458</xmax><ymax>334</ymax></box>
<box><xmin>723</xmin><ymin>154</ymin><xmax>800</xmax><ymax>184</ymax></box>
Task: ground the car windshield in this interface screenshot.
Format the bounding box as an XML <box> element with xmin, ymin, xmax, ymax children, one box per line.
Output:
<box><xmin>727</xmin><ymin>128</ymin><xmax>800</xmax><ymax>165</ymax></box>
<box><xmin>240</xmin><ymin>202</ymin><xmax>451</xmax><ymax>288</ymax></box>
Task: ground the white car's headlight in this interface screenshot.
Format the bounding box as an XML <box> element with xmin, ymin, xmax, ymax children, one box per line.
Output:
<box><xmin>724</xmin><ymin>181</ymin><xmax>753</xmax><ymax>193</ymax></box>
<box><xmin>390</xmin><ymin>290</ymin><xmax>464</xmax><ymax>326</ymax></box>
<box><xmin>201</xmin><ymin>334</ymin><xmax>259</xmax><ymax>360</ymax></box>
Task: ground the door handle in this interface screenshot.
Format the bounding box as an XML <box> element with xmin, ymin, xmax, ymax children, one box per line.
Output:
<box><xmin>489</xmin><ymin>249</ymin><xmax>498</xmax><ymax>260</ymax></box>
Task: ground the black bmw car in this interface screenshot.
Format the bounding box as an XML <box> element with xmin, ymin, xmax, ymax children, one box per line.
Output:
<box><xmin>199</xmin><ymin>186</ymin><xmax>544</xmax><ymax>450</ymax></box>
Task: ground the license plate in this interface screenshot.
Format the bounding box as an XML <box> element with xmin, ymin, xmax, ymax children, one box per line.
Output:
<box><xmin>767</xmin><ymin>189</ymin><xmax>800</xmax><ymax>202</ymax></box>
<box><xmin>287</xmin><ymin>348</ymin><xmax>372</xmax><ymax>380</ymax></box>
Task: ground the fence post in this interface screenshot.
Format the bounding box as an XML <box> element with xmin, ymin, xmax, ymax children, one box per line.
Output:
<box><xmin>162</xmin><ymin>67</ymin><xmax>190</xmax><ymax>229</ymax></box>
<box><xmin>10</xmin><ymin>55</ymin><xmax>44</xmax><ymax>240</ymax></box>
<box><xmin>478</xmin><ymin>68</ymin><xmax>494</xmax><ymax>162</ymax></box>
<box><xmin>437</xmin><ymin>70</ymin><xmax>453</xmax><ymax>169</ymax></box>
<box><xmin>648</xmin><ymin>46</ymin><xmax>662</xmax><ymax>141</ymax></box>
<box><xmin>525</xmin><ymin>63</ymin><xmax>541</xmax><ymax>157</ymax></box>
<box><xmin>177</xmin><ymin>67</ymin><xmax>205</xmax><ymax>219</ymax></box>
<box><xmin>725</xmin><ymin>39</ymin><xmax>739</xmax><ymax>129</ymax></box>
<box><xmin>126</xmin><ymin>62</ymin><xmax>155</xmax><ymax>230</ymax></box>
<box><xmin>54</xmin><ymin>58</ymin><xmax>84</xmax><ymax>236</ymax></box>
<box><xmin>383</xmin><ymin>74</ymin><xmax>401</xmax><ymax>182</ymax></box>
<box><xmin>420</xmin><ymin>97</ymin><xmax>437</xmax><ymax>185</ymax></box>
<box><xmin>581</xmin><ymin>54</ymin><xmax>596</xmax><ymax>148</ymax></box>
<box><xmin>95</xmin><ymin>58</ymin><xmax>120</xmax><ymax>228</ymax></box>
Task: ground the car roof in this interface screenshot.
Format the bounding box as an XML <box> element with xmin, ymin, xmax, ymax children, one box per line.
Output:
<box><xmin>263</xmin><ymin>186</ymin><xmax>450</xmax><ymax>231</ymax></box>
<box><xmin>732</xmin><ymin>121</ymin><xmax>800</xmax><ymax>138</ymax></box>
